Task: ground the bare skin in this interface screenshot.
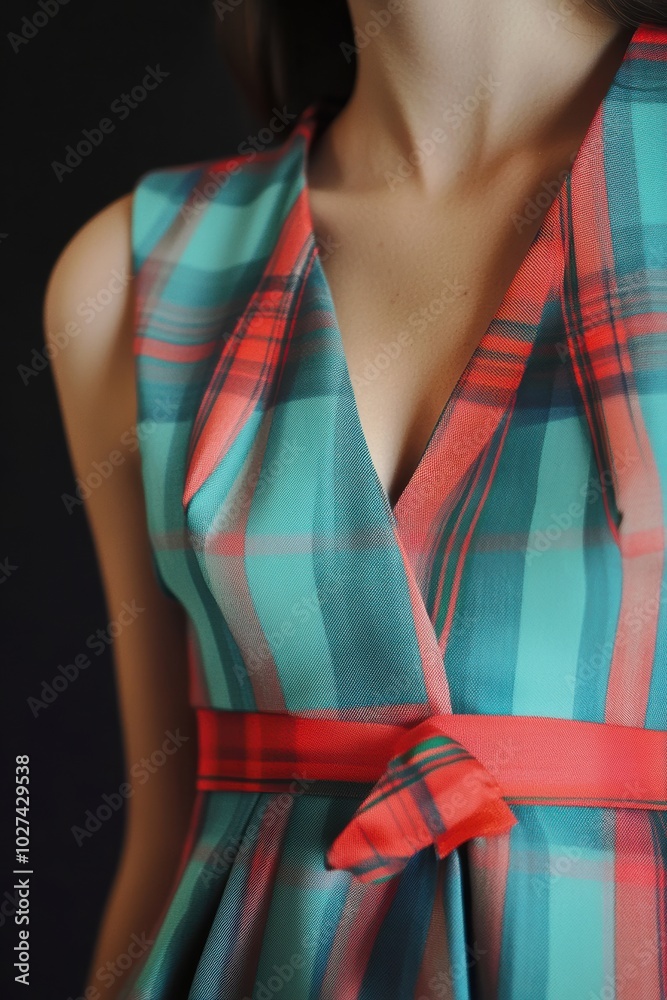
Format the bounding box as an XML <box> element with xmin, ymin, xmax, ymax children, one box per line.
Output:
<box><xmin>43</xmin><ymin>1</ymin><xmax>634</xmax><ymax>996</ymax></box>
<box><xmin>43</xmin><ymin>196</ymin><xmax>198</xmax><ymax>998</ymax></box>
<box><xmin>307</xmin><ymin>0</ymin><xmax>633</xmax><ymax>507</ymax></box>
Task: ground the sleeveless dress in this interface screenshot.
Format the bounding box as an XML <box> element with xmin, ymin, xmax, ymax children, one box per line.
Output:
<box><xmin>121</xmin><ymin>22</ymin><xmax>667</xmax><ymax>1000</ymax></box>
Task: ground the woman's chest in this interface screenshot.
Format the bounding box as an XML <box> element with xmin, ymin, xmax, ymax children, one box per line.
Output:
<box><xmin>309</xmin><ymin>172</ymin><xmax>562</xmax><ymax>508</ymax></box>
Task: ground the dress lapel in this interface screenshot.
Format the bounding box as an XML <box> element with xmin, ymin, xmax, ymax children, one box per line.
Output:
<box><xmin>181</xmin><ymin>125</ymin><xmax>315</xmax><ymax>515</ymax></box>
<box><xmin>562</xmin><ymin>23</ymin><xmax>667</xmax><ymax>727</ymax></box>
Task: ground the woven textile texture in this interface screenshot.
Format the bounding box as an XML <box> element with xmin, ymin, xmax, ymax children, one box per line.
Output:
<box><xmin>119</xmin><ymin>22</ymin><xmax>667</xmax><ymax>1000</ymax></box>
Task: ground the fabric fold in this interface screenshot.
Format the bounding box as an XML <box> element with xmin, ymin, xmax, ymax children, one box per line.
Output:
<box><xmin>324</xmin><ymin>715</ymin><xmax>518</xmax><ymax>883</ymax></box>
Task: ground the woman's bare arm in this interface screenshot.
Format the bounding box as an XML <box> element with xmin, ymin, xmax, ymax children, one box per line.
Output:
<box><xmin>43</xmin><ymin>193</ymin><xmax>198</xmax><ymax>999</ymax></box>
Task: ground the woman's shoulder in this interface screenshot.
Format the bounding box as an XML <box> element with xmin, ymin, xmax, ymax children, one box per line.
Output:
<box><xmin>43</xmin><ymin>191</ymin><xmax>135</xmax><ymax>375</ymax></box>
<box><xmin>42</xmin><ymin>190</ymin><xmax>138</xmax><ymax>490</ymax></box>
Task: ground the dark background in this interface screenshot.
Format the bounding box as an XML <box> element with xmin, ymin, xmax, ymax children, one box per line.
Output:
<box><xmin>2</xmin><ymin>2</ymin><xmax>257</xmax><ymax>996</ymax></box>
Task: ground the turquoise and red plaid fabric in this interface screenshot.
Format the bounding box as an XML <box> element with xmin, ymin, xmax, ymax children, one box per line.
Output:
<box><xmin>194</xmin><ymin>707</ymin><xmax>667</xmax><ymax>885</ymax></box>
<box><xmin>121</xmin><ymin>21</ymin><xmax>667</xmax><ymax>1000</ymax></box>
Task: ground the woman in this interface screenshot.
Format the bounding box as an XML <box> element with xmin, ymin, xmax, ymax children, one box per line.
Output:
<box><xmin>44</xmin><ymin>1</ymin><xmax>667</xmax><ymax>998</ymax></box>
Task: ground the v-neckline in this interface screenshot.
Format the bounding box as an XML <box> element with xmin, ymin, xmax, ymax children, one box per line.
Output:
<box><xmin>297</xmin><ymin>22</ymin><xmax>642</xmax><ymax>517</ymax></box>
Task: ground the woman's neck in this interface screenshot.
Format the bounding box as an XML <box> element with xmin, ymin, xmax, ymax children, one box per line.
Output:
<box><xmin>320</xmin><ymin>0</ymin><xmax>634</xmax><ymax>193</ymax></box>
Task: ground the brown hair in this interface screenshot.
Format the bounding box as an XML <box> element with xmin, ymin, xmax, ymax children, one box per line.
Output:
<box><xmin>213</xmin><ymin>0</ymin><xmax>667</xmax><ymax>125</ymax></box>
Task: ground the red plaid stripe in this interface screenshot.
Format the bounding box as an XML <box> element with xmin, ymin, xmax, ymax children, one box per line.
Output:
<box><xmin>196</xmin><ymin>708</ymin><xmax>667</xmax><ymax>883</ymax></box>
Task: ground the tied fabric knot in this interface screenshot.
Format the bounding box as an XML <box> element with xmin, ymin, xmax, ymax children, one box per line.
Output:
<box><xmin>324</xmin><ymin>715</ymin><xmax>518</xmax><ymax>883</ymax></box>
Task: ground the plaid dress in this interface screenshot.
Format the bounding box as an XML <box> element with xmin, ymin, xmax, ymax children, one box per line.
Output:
<box><xmin>121</xmin><ymin>21</ymin><xmax>667</xmax><ymax>1000</ymax></box>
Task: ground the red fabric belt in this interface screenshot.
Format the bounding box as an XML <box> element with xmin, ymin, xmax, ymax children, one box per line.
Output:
<box><xmin>195</xmin><ymin>708</ymin><xmax>667</xmax><ymax>883</ymax></box>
